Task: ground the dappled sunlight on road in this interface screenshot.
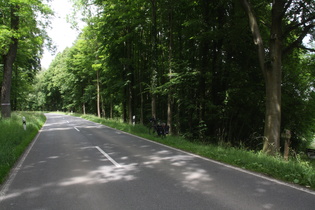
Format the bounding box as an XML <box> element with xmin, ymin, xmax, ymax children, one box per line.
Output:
<box><xmin>182</xmin><ymin>168</ymin><xmax>213</xmax><ymax>190</ymax></box>
<box><xmin>1</xmin><ymin>146</ymin><xmax>216</xmax><ymax>205</ymax></box>
<box><xmin>59</xmin><ymin>164</ymin><xmax>138</xmax><ymax>186</ymax></box>
<box><xmin>141</xmin><ymin>149</ymin><xmax>214</xmax><ymax>194</ymax></box>
<box><xmin>0</xmin><ymin>182</ymin><xmax>55</xmax><ymax>201</ymax></box>
<box><xmin>1</xmin><ymin>163</ymin><xmax>139</xmax><ymax>204</ymax></box>
<box><xmin>42</xmin><ymin>127</ymin><xmax>74</xmax><ymax>131</ymax></box>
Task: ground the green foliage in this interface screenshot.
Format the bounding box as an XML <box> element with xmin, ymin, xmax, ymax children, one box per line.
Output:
<box><xmin>0</xmin><ymin>25</ymin><xmax>12</xmax><ymax>55</ymax></box>
<box><xmin>26</xmin><ymin>0</ymin><xmax>315</xmax><ymax>154</ymax></box>
<box><xmin>281</xmin><ymin>52</ymin><xmax>315</xmax><ymax>151</ymax></box>
<box><xmin>0</xmin><ymin>112</ymin><xmax>46</xmax><ymax>184</ymax></box>
<box><xmin>0</xmin><ymin>0</ymin><xmax>54</xmax><ymax>112</ymax></box>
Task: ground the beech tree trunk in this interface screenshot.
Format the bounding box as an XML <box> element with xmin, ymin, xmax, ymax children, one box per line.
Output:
<box><xmin>263</xmin><ymin>65</ymin><xmax>281</xmax><ymax>155</ymax></box>
<box><xmin>240</xmin><ymin>0</ymin><xmax>284</xmax><ymax>155</ymax></box>
<box><xmin>82</xmin><ymin>103</ymin><xmax>86</xmax><ymax>115</ymax></box>
<box><xmin>262</xmin><ymin>0</ymin><xmax>284</xmax><ymax>155</ymax></box>
<box><xmin>96</xmin><ymin>70</ymin><xmax>101</xmax><ymax>118</ymax></box>
<box><xmin>167</xmin><ymin>5</ymin><xmax>174</xmax><ymax>134</ymax></box>
<box><xmin>1</xmin><ymin>5</ymin><xmax>19</xmax><ymax>118</ymax></box>
<box><xmin>150</xmin><ymin>0</ymin><xmax>157</xmax><ymax>119</ymax></box>
<box><xmin>151</xmin><ymin>95</ymin><xmax>156</xmax><ymax>119</ymax></box>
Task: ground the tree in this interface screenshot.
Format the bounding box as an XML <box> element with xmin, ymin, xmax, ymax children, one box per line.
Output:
<box><xmin>1</xmin><ymin>3</ymin><xmax>19</xmax><ymax>117</ymax></box>
<box><xmin>239</xmin><ymin>0</ymin><xmax>315</xmax><ymax>155</ymax></box>
<box><xmin>28</xmin><ymin>0</ymin><xmax>315</xmax><ymax>154</ymax></box>
<box><xmin>0</xmin><ymin>0</ymin><xmax>53</xmax><ymax>117</ymax></box>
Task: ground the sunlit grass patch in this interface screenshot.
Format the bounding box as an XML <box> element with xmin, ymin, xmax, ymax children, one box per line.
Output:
<box><xmin>0</xmin><ymin>112</ymin><xmax>46</xmax><ymax>184</ymax></box>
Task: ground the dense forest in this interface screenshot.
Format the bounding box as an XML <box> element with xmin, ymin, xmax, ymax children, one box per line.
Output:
<box><xmin>2</xmin><ymin>0</ymin><xmax>315</xmax><ymax>155</ymax></box>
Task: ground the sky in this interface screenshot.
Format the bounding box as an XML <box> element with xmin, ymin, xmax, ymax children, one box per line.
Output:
<box><xmin>41</xmin><ymin>0</ymin><xmax>84</xmax><ymax>69</ymax></box>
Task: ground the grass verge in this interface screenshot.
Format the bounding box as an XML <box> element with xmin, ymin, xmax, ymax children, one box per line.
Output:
<box><xmin>0</xmin><ymin>112</ymin><xmax>46</xmax><ymax>184</ymax></box>
<box><xmin>78</xmin><ymin>113</ymin><xmax>315</xmax><ymax>190</ymax></box>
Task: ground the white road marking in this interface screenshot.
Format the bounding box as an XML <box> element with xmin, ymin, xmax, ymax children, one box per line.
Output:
<box><xmin>74</xmin><ymin>127</ymin><xmax>80</xmax><ymax>132</ymax></box>
<box><xmin>95</xmin><ymin>146</ymin><xmax>122</xmax><ymax>168</ymax></box>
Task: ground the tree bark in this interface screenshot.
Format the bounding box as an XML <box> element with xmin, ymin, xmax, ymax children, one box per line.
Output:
<box><xmin>263</xmin><ymin>67</ymin><xmax>281</xmax><ymax>155</ymax></box>
<box><xmin>82</xmin><ymin>103</ymin><xmax>86</xmax><ymax>115</ymax></box>
<box><xmin>126</xmin><ymin>27</ymin><xmax>133</xmax><ymax>124</ymax></box>
<box><xmin>151</xmin><ymin>95</ymin><xmax>156</xmax><ymax>119</ymax></box>
<box><xmin>167</xmin><ymin>4</ymin><xmax>174</xmax><ymax>134</ymax></box>
<box><xmin>96</xmin><ymin>70</ymin><xmax>101</xmax><ymax>118</ymax></box>
<box><xmin>240</xmin><ymin>0</ymin><xmax>284</xmax><ymax>155</ymax></box>
<box><xmin>262</xmin><ymin>0</ymin><xmax>284</xmax><ymax>155</ymax></box>
<box><xmin>239</xmin><ymin>0</ymin><xmax>265</xmax><ymax>73</ymax></box>
<box><xmin>128</xmin><ymin>81</ymin><xmax>133</xmax><ymax>124</ymax></box>
<box><xmin>140</xmin><ymin>81</ymin><xmax>144</xmax><ymax>124</ymax></box>
<box><xmin>150</xmin><ymin>0</ymin><xmax>157</xmax><ymax>119</ymax></box>
<box><xmin>101</xmin><ymin>94</ymin><xmax>105</xmax><ymax>118</ymax></box>
<box><xmin>1</xmin><ymin>5</ymin><xmax>19</xmax><ymax>118</ymax></box>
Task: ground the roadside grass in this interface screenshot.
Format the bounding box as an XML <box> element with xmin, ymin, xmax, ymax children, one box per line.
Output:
<box><xmin>77</xmin><ymin>113</ymin><xmax>315</xmax><ymax>190</ymax></box>
<box><xmin>0</xmin><ymin>112</ymin><xmax>46</xmax><ymax>184</ymax></box>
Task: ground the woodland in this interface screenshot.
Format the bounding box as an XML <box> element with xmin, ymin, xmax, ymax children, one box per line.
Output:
<box><xmin>1</xmin><ymin>0</ymin><xmax>315</xmax><ymax>155</ymax></box>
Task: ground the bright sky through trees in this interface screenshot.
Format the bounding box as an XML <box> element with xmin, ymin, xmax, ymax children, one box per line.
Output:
<box><xmin>41</xmin><ymin>0</ymin><xmax>83</xmax><ymax>69</ymax></box>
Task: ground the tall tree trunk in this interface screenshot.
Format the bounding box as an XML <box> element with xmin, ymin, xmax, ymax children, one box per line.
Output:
<box><xmin>12</xmin><ymin>65</ymin><xmax>18</xmax><ymax>111</ymax></box>
<box><xmin>199</xmin><ymin>0</ymin><xmax>210</xmax><ymax>134</ymax></box>
<box><xmin>139</xmin><ymin>57</ymin><xmax>144</xmax><ymax>124</ymax></box>
<box><xmin>110</xmin><ymin>96</ymin><xmax>113</xmax><ymax>119</ymax></box>
<box><xmin>123</xmin><ymin>86</ymin><xmax>127</xmax><ymax>123</ymax></box>
<box><xmin>126</xmin><ymin>27</ymin><xmax>133</xmax><ymax>124</ymax></box>
<box><xmin>150</xmin><ymin>0</ymin><xmax>157</xmax><ymax>119</ymax></box>
<box><xmin>122</xmin><ymin>63</ymin><xmax>127</xmax><ymax>122</ymax></box>
<box><xmin>262</xmin><ymin>0</ymin><xmax>284</xmax><ymax>155</ymax></box>
<box><xmin>96</xmin><ymin>70</ymin><xmax>101</xmax><ymax>118</ymax></box>
<box><xmin>263</xmin><ymin>67</ymin><xmax>281</xmax><ymax>154</ymax></box>
<box><xmin>140</xmin><ymin>81</ymin><xmax>144</xmax><ymax>124</ymax></box>
<box><xmin>1</xmin><ymin>5</ymin><xmax>19</xmax><ymax>118</ymax></box>
<box><xmin>240</xmin><ymin>0</ymin><xmax>284</xmax><ymax>155</ymax></box>
<box><xmin>83</xmin><ymin>103</ymin><xmax>86</xmax><ymax>115</ymax></box>
<box><xmin>101</xmin><ymin>94</ymin><xmax>105</xmax><ymax>118</ymax></box>
<box><xmin>151</xmin><ymin>95</ymin><xmax>156</xmax><ymax>119</ymax></box>
<box><xmin>167</xmin><ymin>4</ymin><xmax>174</xmax><ymax>134</ymax></box>
<box><xmin>128</xmin><ymin>81</ymin><xmax>133</xmax><ymax>124</ymax></box>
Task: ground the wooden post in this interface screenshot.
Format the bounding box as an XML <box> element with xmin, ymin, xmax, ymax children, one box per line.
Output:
<box><xmin>281</xmin><ymin>129</ymin><xmax>291</xmax><ymax>161</ymax></box>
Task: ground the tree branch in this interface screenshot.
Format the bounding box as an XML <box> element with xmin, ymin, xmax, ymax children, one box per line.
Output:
<box><xmin>239</xmin><ymin>0</ymin><xmax>266</xmax><ymax>76</ymax></box>
<box><xmin>283</xmin><ymin>15</ymin><xmax>315</xmax><ymax>39</ymax></box>
<box><xmin>298</xmin><ymin>46</ymin><xmax>315</xmax><ymax>52</ymax></box>
<box><xmin>283</xmin><ymin>24</ymin><xmax>314</xmax><ymax>55</ymax></box>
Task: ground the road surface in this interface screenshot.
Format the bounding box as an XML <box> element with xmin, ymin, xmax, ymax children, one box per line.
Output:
<box><xmin>0</xmin><ymin>113</ymin><xmax>314</xmax><ymax>209</ymax></box>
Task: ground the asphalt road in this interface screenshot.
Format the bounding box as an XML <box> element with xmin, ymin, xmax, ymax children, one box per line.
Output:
<box><xmin>0</xmin><ymin>113</ymin><xmax>314</xmax><ymax>210</ymax></box>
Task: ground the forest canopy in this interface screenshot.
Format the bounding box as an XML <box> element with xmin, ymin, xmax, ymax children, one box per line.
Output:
<box><xmin>2</xmin><ymin>0</ymin><xmax>315</xmax><ymax>154</ymax></box>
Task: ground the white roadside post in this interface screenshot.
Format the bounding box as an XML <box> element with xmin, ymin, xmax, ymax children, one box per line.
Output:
<box><xmin>22</xmin><ymin>116</ymin><xmax>26</xmax><ymax>130</ymax></box>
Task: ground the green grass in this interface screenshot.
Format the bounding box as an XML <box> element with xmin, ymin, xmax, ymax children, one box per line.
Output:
<box><xmin>77</xmin><ymin>113</ymin><xmax>315</xmax><ymax>190</ymax></box>
<box><xmin>0</xmin><ymin>112</ymin><xmax>46</xmax><ymax>184</ymax></box>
